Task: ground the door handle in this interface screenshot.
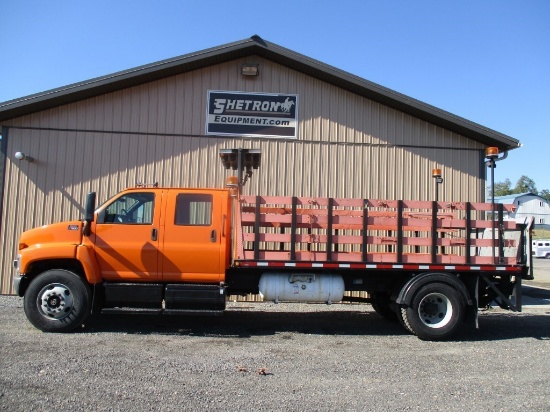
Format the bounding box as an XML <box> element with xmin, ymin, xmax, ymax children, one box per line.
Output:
<box><xmin>152</xmin><ymin>228</ymin><xmax>158</xmax><ymax>241</ymax></box>
<box><xmin>210</xmin><ymin>229</ymin><xmax>217</xmax><ymax>243</ymax></box>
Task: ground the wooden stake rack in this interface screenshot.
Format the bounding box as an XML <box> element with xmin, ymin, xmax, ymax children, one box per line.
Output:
<box><xmin>236</xmin><ymin>195</ymin><xmax>520</xmax><ymax>265</ymax></box>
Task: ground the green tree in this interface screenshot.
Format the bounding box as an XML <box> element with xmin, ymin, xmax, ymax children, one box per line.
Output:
<box><xmin>492</xmin><ymin>178</ymin><xmax>513</xmax><ymax>196</ymax></box>
<box><xmin>513</xmin><ymin>175</ymin><xmax>538</xmax><ymax>194</ymax></box>
<box><xmin>540</xmin><ymin>189</ymin><xmax>550</xmax><ymax>202</ymax></box>
<box><xmin>491</xmin><ymin>176</ymin><xmax>550</xmax><ymax>200</ymax></box>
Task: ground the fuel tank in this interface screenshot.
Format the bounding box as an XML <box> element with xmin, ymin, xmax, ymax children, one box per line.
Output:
<box><xmin>258</xmin><ymin>273</ymin><xmax>345</xmax><ymax>303</ymax></box>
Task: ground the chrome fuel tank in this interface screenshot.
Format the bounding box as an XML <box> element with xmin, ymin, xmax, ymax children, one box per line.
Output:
<box><xmin>258</xmin><ymin>273</ymin><xmax>345</xmax><ymax>303</ymax></box>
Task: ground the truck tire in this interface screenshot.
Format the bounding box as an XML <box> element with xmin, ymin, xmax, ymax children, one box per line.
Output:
<box><xmin>23</xmin><ymin>270</ymin><xmax>92</xmax><ymax>333</ymax></box>
<box><xmin>401</xmin><ymin>282</ymin><xmax>464</xmax><ymax>341</ymax></box>
<box><xmin>398</xmin><ymin>307</ymin><xmax>415</xmax><ymax>334</ymax></box>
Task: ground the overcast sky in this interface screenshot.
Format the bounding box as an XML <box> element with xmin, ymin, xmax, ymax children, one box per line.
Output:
<box><xmin>2</xmin><ymin>1</ymin><xmax>549</xmax><ymax>192</ymax></box>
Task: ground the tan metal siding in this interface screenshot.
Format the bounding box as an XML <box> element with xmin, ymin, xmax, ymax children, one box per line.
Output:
<box><xmin>1</xmin><ymin>56</ymin><xmax>486</xmax><ymax>294</ymax></box>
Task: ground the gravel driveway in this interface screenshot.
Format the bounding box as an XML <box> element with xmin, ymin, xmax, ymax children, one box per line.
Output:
<box><xmin>1</xmin><ymin>294</ymin><xmax>549</xmax><ymax>412</ymax></box>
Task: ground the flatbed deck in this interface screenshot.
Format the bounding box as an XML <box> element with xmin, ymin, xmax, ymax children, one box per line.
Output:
<box><xmin>234</xmin><ymin>195</ymin><xmax>527</xmax><ymax>270</ymax></box>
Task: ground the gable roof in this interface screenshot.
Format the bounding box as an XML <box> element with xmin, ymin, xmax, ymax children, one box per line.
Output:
<box><xmin>0</xmin><ymin>35</ymin><xmax>520</xmax><ymax>151</ymax></box>
<box><xmin>492</xmin><ymin>193</ymin><xmax>549</xmax><ymax>203</ymax></box>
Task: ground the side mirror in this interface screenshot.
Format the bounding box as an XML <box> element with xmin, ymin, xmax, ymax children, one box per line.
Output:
<box><xmin>83</xmin><ymin>192</ymin><xmax>96</xmax><ymax>237</ymax></box>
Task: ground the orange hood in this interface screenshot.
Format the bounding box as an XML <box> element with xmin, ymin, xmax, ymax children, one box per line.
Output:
<box><xmin>19</xmin><ymin>221</ymin><xmax>83</xmax><ymax>250</ymax></box>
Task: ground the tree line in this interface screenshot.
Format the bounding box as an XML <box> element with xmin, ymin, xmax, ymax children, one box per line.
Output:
<box><xmin>491</xmin><ymin>175</ymin><xmax>550</xmax><ymax>201</ymax></box>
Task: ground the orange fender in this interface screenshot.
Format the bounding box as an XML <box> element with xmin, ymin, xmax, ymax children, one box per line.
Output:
<box><xmin>76</xmin><ymin>245</ymin><xmax>102</xmax><ymax>284</ymax></box>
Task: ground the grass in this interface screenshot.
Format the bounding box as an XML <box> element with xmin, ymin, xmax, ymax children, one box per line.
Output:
<box><xmin>533</xmin><ymin>228</ymin><xmax>550</xmax><ymax>239</ymax></box>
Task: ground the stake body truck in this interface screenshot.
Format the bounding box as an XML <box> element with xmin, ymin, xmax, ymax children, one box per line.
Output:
<box><xmin>13</xmin><ymin>158</ymin><xmax>533</xmax><ymax>340</ymax></box>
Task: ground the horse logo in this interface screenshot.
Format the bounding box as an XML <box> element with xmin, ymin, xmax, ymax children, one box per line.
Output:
<box><xmin>280</xmin><ymin>97</ymin><xmax>295</xmax><ymax>113</ymax></box>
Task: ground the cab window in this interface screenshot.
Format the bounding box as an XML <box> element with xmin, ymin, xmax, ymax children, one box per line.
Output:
<box><xmin>175</xmin><ymin>194</ymin><xmax>212</xmax><ymax>226</ymax></box>
<box><xmin>99</xmin><ymin>193</ymin><xmax>155</xmax><ymax>224</ymax></box>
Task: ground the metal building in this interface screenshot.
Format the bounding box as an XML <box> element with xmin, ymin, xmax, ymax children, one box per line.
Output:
<box><xmin>0</xmin><ymin>35</ymin><xmax>521</xmax><ymax>294</ymax></box>
<box><xmin>493</xmin><ymin>193</ymin><xmax>550</xmax><ymax>230</ymax></box>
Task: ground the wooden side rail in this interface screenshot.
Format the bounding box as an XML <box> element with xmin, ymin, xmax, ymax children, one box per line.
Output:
<box><xmin>236</xmin><ymin>195</ymin><xmax>517</xmax><ymax>265</ymax></box>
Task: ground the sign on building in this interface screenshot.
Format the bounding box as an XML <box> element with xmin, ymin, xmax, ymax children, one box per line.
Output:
<box><xmin>206</xmin><ymin>91</ymin><xmax>298</xmax><ymax>138</ymax></box>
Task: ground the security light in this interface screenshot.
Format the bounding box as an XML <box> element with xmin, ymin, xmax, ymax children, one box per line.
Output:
<box><xmin>15</xmin><ymin>152</ymin><xmax>34</xmax><ymax>162</ymax></box>
<box><xmin>241</xmin><ymin>64</ymin><xmax>259</xmax><ymax>76</ymax></box>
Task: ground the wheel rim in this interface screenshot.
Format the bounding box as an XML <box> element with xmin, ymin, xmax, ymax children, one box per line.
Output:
<box><xmin>417</xmin><ymin>292</ymin><xmax>453</xmax><ymax>329</ymax></box>
<box><xmin>36</xmin><ymin>283</ymin><xmax>74</xmax><ymax>320</ymax></box>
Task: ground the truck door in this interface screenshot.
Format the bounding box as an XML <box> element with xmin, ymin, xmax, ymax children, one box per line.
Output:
<box><xmin>161</xmin><ymin>190</ymin><xmax>225</xmax><ymax>283</ymax></box>
<box><xmin>93</xmin><ymin>191</ymin><xmax>160</xmax><ymax>280</ymax></box>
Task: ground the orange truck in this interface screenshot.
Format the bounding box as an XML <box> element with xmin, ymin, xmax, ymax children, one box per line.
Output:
<box><xmin>13</xmin><ymin>153</ymin><xmax>533</xmax><ymax>340</ymax></box>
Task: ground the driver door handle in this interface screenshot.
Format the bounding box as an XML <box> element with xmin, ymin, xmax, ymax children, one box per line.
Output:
<box><xmin>210</xmin><ymin>229</ymin><xmax>217</xmax><ymax>243</ymax></box>
<box><xmin>151</xmin><ymin>228</ymin><xmax>158</xmax><ymax>241</ymax></box>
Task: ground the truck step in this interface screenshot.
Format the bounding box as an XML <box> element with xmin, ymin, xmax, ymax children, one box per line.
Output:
<box><xmin>101</xmin><ymin>308</ymin><xmax>163</xmax><ymax>315</ymax></box>
<box><xmin>100</xmin><ymin>308</ymin><xmax>224</xmax><ymax>317</ymax></box>
<box><xmin>163</xmin><ymin>309</ymin><xmax>224</xmax><ymax>316</ymax></box>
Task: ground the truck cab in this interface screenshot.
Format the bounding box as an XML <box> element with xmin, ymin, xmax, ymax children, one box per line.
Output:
<box><xmin>14</xmin><ymin>187</ymin><xmax>232</xmax><ymax>332</ymax></box>
<box><xmin>92</xmin><ymin>187</ymin><xmax>231</xmax><ymax>283</ymax></box>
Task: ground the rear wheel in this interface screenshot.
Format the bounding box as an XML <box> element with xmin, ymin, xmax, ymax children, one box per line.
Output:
<box><xmin>398</xmin><ymin>307</ymin><xmax>414</xmax><ymax>334</ymax></box>
<box><xmin>24</xmin><ymin>270</ymin><xmax>91</xmax><ymax>332</ymax></box>
<box><xmin>403</xmin><ymin>282</ymin><xmax>464</xmax><ymax>340</ymax></box>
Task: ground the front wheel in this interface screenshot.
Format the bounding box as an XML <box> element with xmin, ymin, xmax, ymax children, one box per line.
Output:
<box><xmin>401</xmin><ymin>282</ymin><xmax>464</xmax><ymax>341</ymax></box>
<box><xmin>24</xmin><ymin>270</ymin><xmax>92</xmax><ymax>332</ymax></box>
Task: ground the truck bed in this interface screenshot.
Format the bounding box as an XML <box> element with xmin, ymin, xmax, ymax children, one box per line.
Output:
<box><xmin>234</xmin><ymin>195</ymin><xmax>527</xmax><ymax>273</ymax></box>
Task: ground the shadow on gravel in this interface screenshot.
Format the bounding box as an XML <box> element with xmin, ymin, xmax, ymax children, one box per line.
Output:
<box><xmin>81</xmin><ymin>308</ymin><xmax>550</xmax><ymax>342</ymax></box>
<box><xmin>83</xmin><ymin>310</ymin><xmax>407</xmax><ymax>337</ymax></box>
<box><xmin>460</xmin><ymin>311</ymin><xmax>550</xmax><ymax>342</ymax></box>
<box><xmin>522</xmin><ymin>285</ymin><xmax>550</xmax><ymax>299</ymax></box>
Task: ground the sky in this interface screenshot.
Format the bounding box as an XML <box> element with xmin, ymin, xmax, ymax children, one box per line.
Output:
<box><xmin>1</xmin><ymin>1</ymin><xmax>549</xmax><ymax>192</ymax></box>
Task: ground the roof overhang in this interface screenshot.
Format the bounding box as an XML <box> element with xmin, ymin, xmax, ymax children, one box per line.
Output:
<box><xmin>0</xmin><ymin>35</ymin><xmax>520</xmax><ymax>151</ymax></box>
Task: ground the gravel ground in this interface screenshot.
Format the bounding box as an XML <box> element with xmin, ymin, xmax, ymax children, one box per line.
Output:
<box><xmin>1</xmin><ymin>294</ymin><xmax>549</xmax><ymax>412</ymax></box>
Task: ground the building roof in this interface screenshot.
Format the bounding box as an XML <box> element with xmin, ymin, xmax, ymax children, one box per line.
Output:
<box><xmin>0</xmin><ymin>35</ymin><xmax>521</xmax><ymax>151</ymax></box>
<box><xmin>492</xmin><ymin>193</ymin><xmax>549</xmax><ymax>203</ymax></box>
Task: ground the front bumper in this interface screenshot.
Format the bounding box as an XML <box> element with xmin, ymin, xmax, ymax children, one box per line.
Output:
<box><xmin>13</xmin><ymin>254</ymin><xmax>26</xmax><ymax>296</ymax></box>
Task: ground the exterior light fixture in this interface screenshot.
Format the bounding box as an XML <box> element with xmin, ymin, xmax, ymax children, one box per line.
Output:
<box><xmin>226</xmin><ymin>176</ymin><xmax>239</xmax><ymax>188</ymax></box>
<box><xmin>226</xmin><ymin>175</ymin><xmax>240</xmax><ymax>197</ymax></box>
<box><xmin>241</xmin><ymin>64</ymin><xmax>259</xmax><ymax>77</ymax></box>
<box><xmin>15</xmin><ymin>152</ymin><xmax>34</xmax><ymax>162</ymax></box>
<box><xmin>219</xmin><ymin>148</ymin><xmax>261</xmax><ymax>187</ymax></box>
<box><xmin>484</xmin><ymin>146</ymin><xmax>508</xmax><ymax>264</ymax></box>
<box><xmin>484</xmin><ymin>146</ymin><xmax>508</xmax><ymax>166</ymax></box>
<box><xmin>432</xmin><ymin>168</ymin><xmax>443</xmax><ymax>183</ymax></box>
<box><xmin>432</xmin><ymin>168</ymin><xmax>443</xmax><ymax>201</ymax></box>
<box><xmin>485</xmin><ymin>146</ymin><xmax>499</xmax><ymax>158</ymax></box>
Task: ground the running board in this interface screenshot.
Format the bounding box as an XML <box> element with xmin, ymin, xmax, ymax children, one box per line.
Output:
<box><xmin>102</xmin><ymin>308</ymin><xmax>162</xmax><ymax>315</ymax></box>
<box><xmin>101</xmin><ymin>308</ymin><xmax>224</xmax><ymax>316</ymax></box>
<box><xmin>164</xmin><ymin>309</ymin><xmax>224</xmax><ymax>316</ymax></box>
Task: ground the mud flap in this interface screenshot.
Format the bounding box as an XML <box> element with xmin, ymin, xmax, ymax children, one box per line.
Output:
<box><xmin>473</xmin><ymin>276</ymin><xmax>479</xmax><ymax>329</ymax></box>
<box><xmin>480</xmin><ymin>274</ymin><xmax>522</xmax><ymax>312</ymax></box>
<box><xmin>463</xmin><ymin>275</ymin><xmax>479</xmax><ymax>330</ymax></box>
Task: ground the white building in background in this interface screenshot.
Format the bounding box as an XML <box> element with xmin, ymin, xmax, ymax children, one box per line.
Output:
<box><xmin>492</xmin><ymin>193</ymin><xmax>550</xmax><ymax>230</ymax></box>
